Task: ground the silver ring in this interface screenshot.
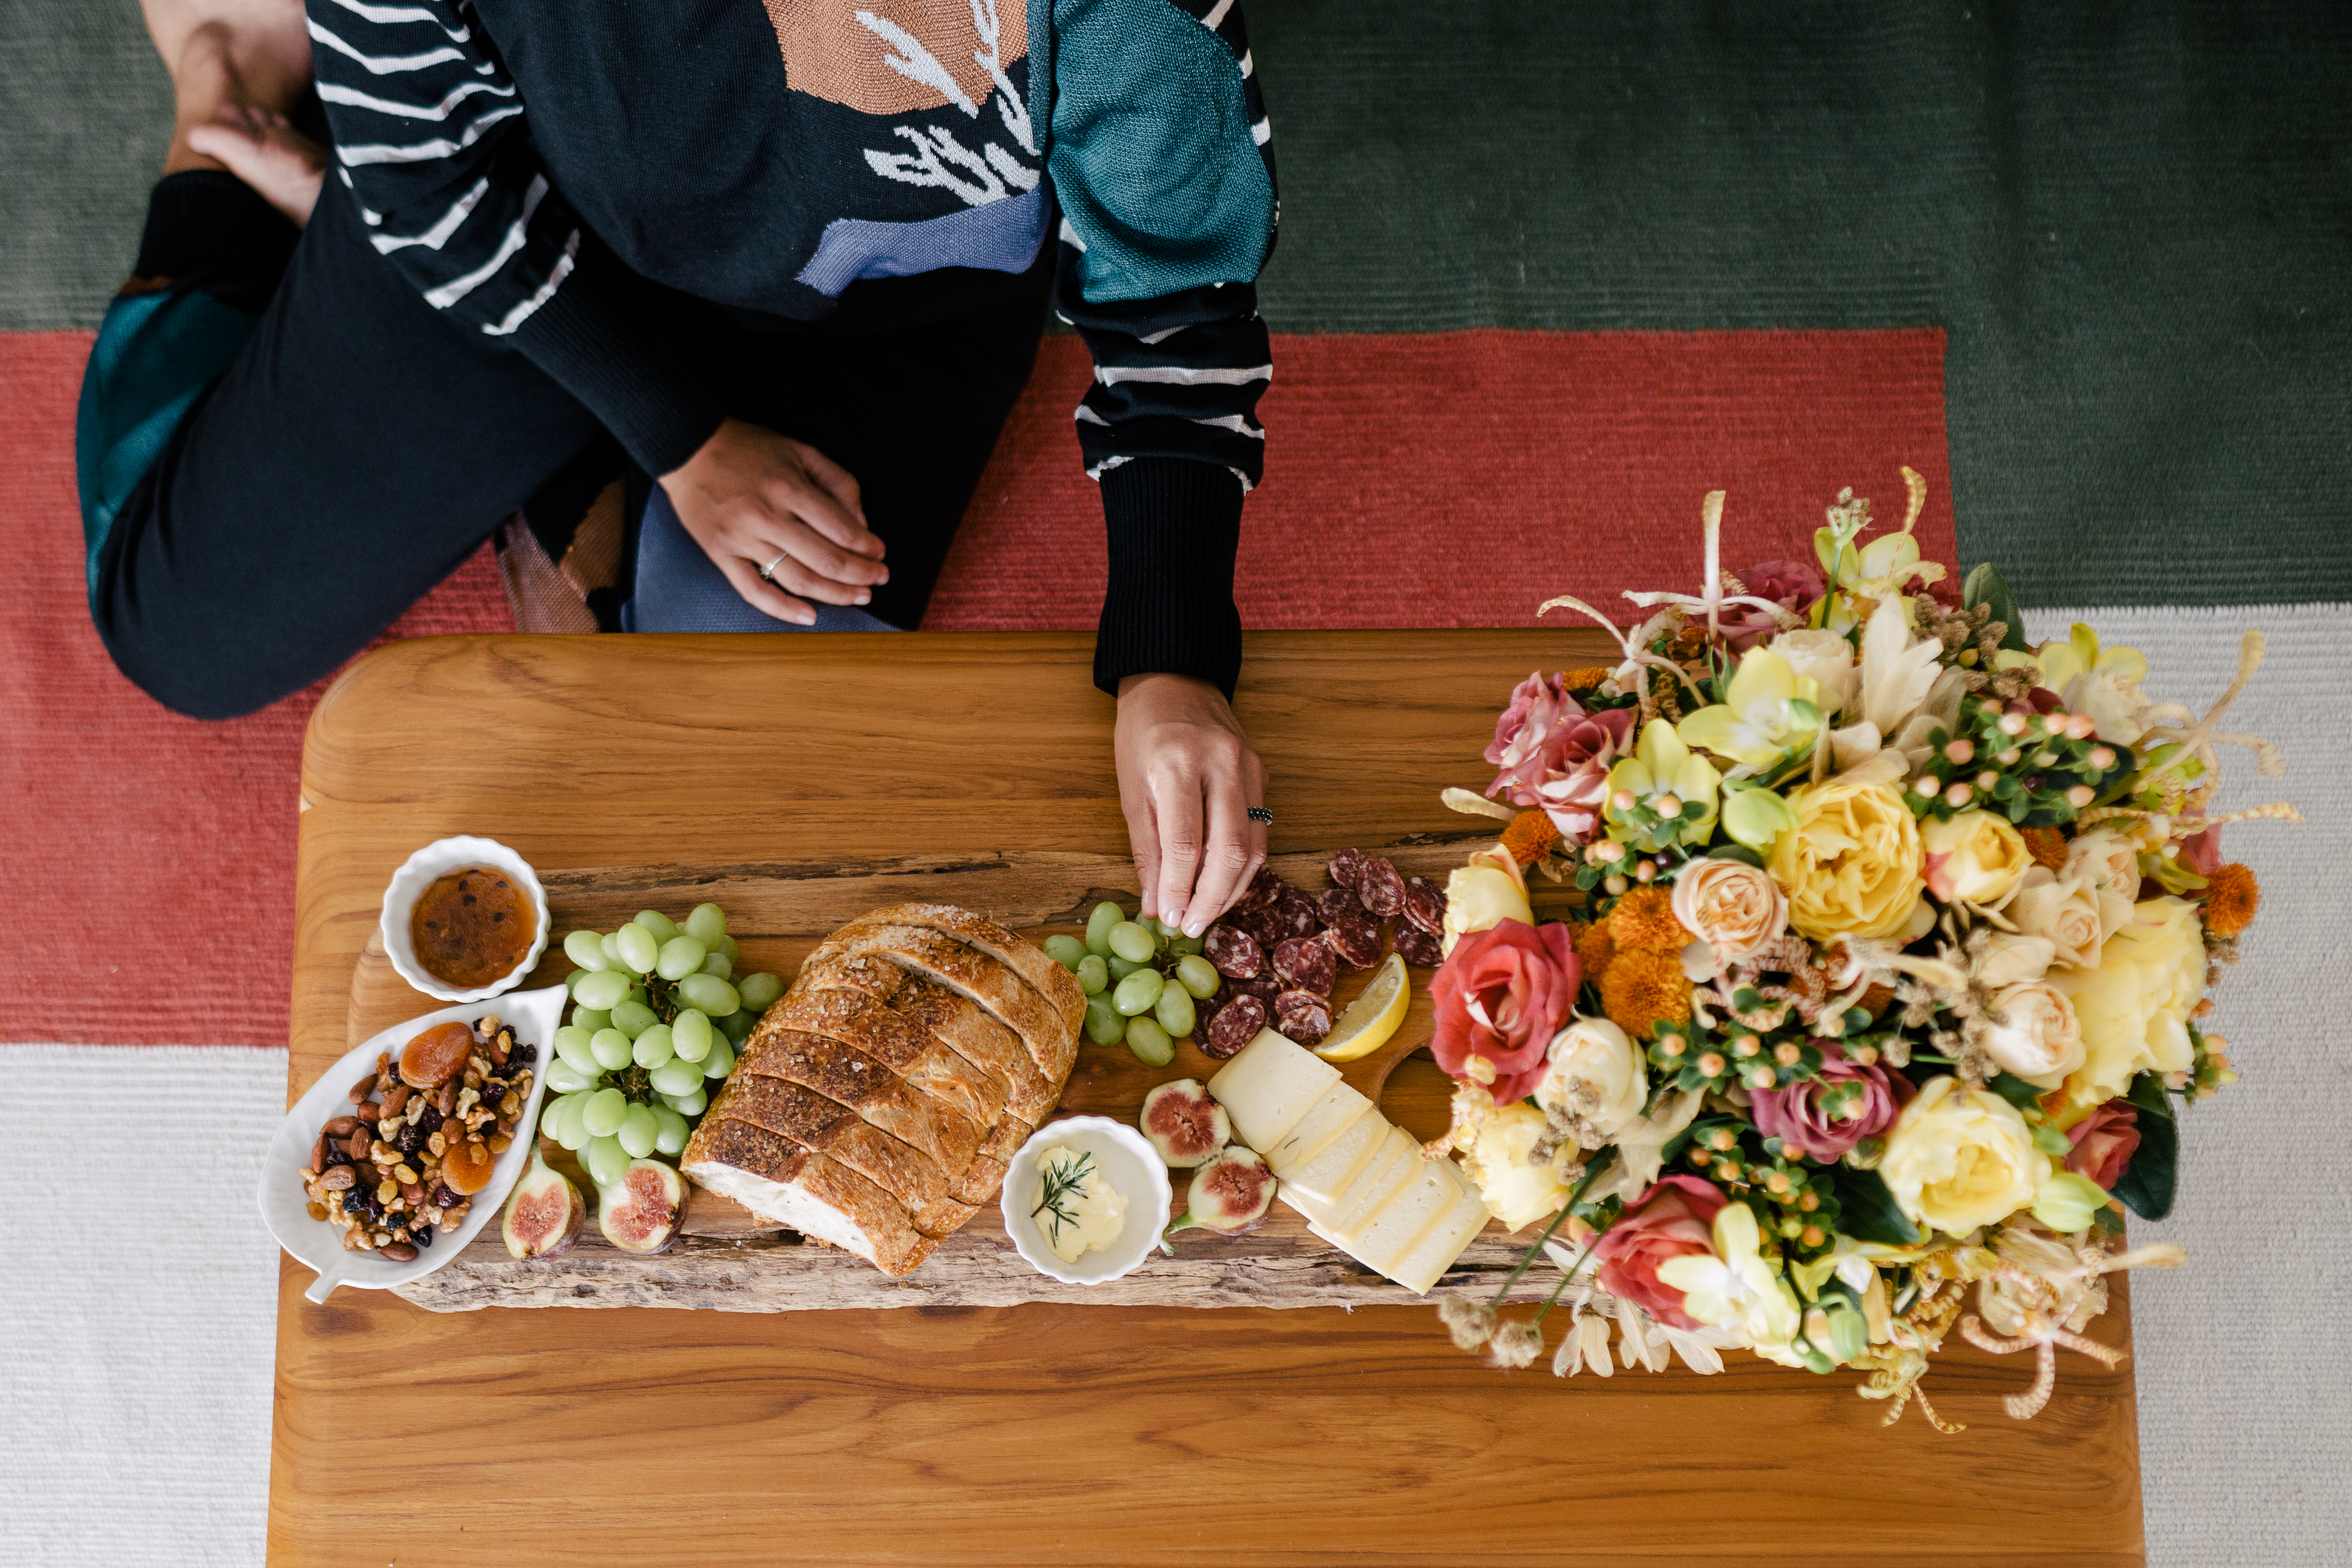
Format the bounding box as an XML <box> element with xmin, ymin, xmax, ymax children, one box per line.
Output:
<box><xmin>758</xmin><ymin>550</ymin><xmax>789</xmax><ymax>583</ymax></box>
<box><xmin>1248</xmin><ymin>806</ymin><xmax>1274</xmax><ymax>825</ymax></box>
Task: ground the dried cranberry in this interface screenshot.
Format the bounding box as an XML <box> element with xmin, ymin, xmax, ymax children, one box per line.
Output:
<box><xmin>358</xmin><ymin>1189</ymin><xmax>384</xmax><ymax>1219</ymax></box>
<box><xmin>322</xmin><ymin>1145</ymin><xmax>350</xmax><ymax>1168</ymax></box>
<box><xmin>394</xmin><ymin>1121</ymin><xmax>428</xmax><ymax>1155</ymax></box>
<box><xmin>432</xmin><ymin>1185</ymin><xmax>461</xmax><ymax>1208</ymax></box>
<box><xmin>414</xmin><ymin>1105</ymin><xmax>444</xmax><ymax>1134</ymax></box>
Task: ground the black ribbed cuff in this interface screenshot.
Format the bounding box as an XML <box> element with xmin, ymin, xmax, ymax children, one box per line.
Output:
<box><xmin>136</xmin><ymin>170</ymin><xmax>299</xmax><ymax>310</ymax></box>
<box><xmin>1094</xmin><ymin>457</ymin><xmax>1246</xmax><ymax>698</ymax></box>
<box><xmin>512</xmin><ymin>247</ymin><xmax>724</xmax><ymax>478</ymax></box>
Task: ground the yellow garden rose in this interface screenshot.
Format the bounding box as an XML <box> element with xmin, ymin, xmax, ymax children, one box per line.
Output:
<box><xmin>1456</xmin><ymin>1099</ymin><xmax>1579</xmax><ymax>1232</ymax></box>
<box><xmin>1440</xmin><ymin>844</ymin><xmax>1534</xmax><ymax>957</ymax></box>
<box><xmin>2045</xmin><ymin>896</ymin><xmax>2205</xmax><ymax>1123</ymax></box>
<box><xmin>1919</xmin><ymin>809</ymin><xmax>2031</xmax><ymax>906</ymax></box>
<box><xmin>1766</xmin><ymin>777</ymin><xmax>1924</xmax><ymax>940</ymax></box>
<box><xmin>1879</xmin><ymin>1076</ymin><xmax>2052</xmax><ymax>1236</ymax></box>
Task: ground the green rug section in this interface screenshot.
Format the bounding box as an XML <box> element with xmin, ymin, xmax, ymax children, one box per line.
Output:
<box><xmin>1245</xmin><ymin>0</ymin><xmax>2351</xmax><ymax>608</ymax></box>
<box><xmin>6</xmin><ymin>0</ymin><xmax>2345</xmax><ymax>606</ymax></box>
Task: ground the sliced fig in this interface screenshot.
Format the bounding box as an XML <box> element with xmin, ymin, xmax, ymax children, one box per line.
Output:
<box><xmin>1139</xmin><ymin>1078</ymin><xmax>1232</xmax><ymax>1168</ymax></box>
<box><xmin>1160</xmin><ymin>1146</ymin><xmax>1278</xmax><ymax>1249</ymax></box>
<box><xmin>597</xmin><ymin>1157</ymin><xmax>686</xmax><ymax>1254</ymax></box>
<box><xmin>500</xmin><ymin>1146</ymin><xmax>587</xmax><ymax>1260</ymax></box>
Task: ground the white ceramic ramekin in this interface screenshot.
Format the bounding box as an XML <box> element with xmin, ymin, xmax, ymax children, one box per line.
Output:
<box><xmin>1001</xmin><ymin>1116</ymin><xmax>1174</xmax><ymax>1286</ymax></box>
<box><xmin>378</xmin><ymin>836</ymin><xmax>550</xmax><ymax>1003</ymax></box>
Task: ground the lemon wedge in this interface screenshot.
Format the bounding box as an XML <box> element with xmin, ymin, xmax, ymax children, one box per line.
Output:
<box><xmin>1316</xmin><ymin>953</ymin><xmax>1411</xmax><ymax>1062</ymax></box>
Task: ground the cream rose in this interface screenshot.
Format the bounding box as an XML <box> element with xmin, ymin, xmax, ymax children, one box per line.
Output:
<box><xmin>1456</xmin><ymin>1099</ymin><xmax>1579</xmax><ymax>1232</ymax></box>
<box><xmin>1980</xmin><ymin>981</ymin><xmax>2085</xmax><ymax>1088</ymax></box>
<box><xmin>1440</xmin><ymin>844</ymin><xmax>1533</xmax><ymax>957</ymax></box>
<box><xmin>2064</xmin><ymin>827</ymin><xmax>2143</xmax><ymax>939</ymax></box>
<box><xmin>2007</xmin><ymin>866</ymin><xmax>2105</xmax><ymax>970</ymax></box>
<box><xmin>1767</xmin><ymin>777</ymin><xmax>1925</xmax><ymax>941</ymax></box>
<box><xmin>1670</xmin><ymin>857</ymin><xmax>1788</xmax><ymax>967</ymax></box>
<box><xmin>1920</xmin><ymin>809</ymin><xmax>2032</xmax><ymax>905</ymax></box>
<box><xmin>2045</xmin><ymin>896</ymin><xmax>2205</xmax><ymax>1122</ymax></box>
<box><xmin>1976</xmin><ymin>931</ymin><xmax>2058</xmax><ymax>988</ymax></box>
<box><xmin>2062</xmin><ymin>666</ymin><xmax>2151</xmax><ymax>745</ymax></box>
<box><xmin>1535</xmin><ymin>1016</ymin><xmax>1648</xmax><ymax>1147</ymax></box>
<box><xmin>1765</xmin><ymin>628</ymin><xmax>1861</xmax><ymax>718</ymax></box>
<box><xmin>1879</xmin><ymin>1076</ymin><xmax>2053</xmax><ymax>1236</ymax></box>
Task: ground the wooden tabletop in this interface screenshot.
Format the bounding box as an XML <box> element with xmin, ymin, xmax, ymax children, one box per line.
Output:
<box><xmin>277</xmin><ymin>630</ymin><xmax>2143</xmax><ymax>1566</ymax></box>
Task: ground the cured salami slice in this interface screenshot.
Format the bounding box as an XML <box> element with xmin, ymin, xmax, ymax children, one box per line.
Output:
<box><xmin>1402</xmin><ymin>874</ymin><xmax>1448</xmax><ymax>936</ymax></box>
<box><xmin>1317</xmin><ymin>885</ymin><xmax>1367</xmax><ymax>925</ymax></box>
<box><xmin>1357</xmin><ymin>855</ymin><xmax>1407</xmax><ymax>918</ymax></box>
<box><xmin>1233</xmin><ymin>868</ymin><xmax>1284</xmax><ymax>915</ymax></box>
<box><xmin>1271</xmin><ymin>935</ymin><xmax>1337</xmax><ymax>996</ymax></box>
<box><xmin>1273</xmin><ymin>989</ymin><xmax>1332</xmax><ymax>1047</ymax></box>
<box><xmin>1204</xmin><ymin>993</ymin><xmax>1267</xmax><ymax>1059</ymax></box>
<box><xmin>1234</xmin><ymin>974</ymin><xmax>1285</xmax><ymax>1006</ymax></box>
<box><xmin>1393</xmin><ymin>922</ymin><xmax>1446</xmax><ymax>968</ymax></box>
<box><xmin>1203</xmin><ymin>923</ymin><xmax>1264</xmax><ymax>981</ymax></box>
<box><xmin>1236</xmin><ymin>902</ymin><xmax>1288</xmax><ymax>950</ymax></box>
<box><xmin>1327</xmin><ymin>848</ymin><xmax>1367</xmax><ymax>895</ymax></box>
<box><xmin>1273</xmin><ymin>887</ymin><xmax>1322</xmax><ymax>940</ymax></box>
<box><xmin>1327</xmin><ymin>915</ymin><xmax>1383</xmax><ymax>971</ymax></box>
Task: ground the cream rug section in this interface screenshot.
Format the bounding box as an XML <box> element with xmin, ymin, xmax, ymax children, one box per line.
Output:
<box><xmin>2023</xmin><ymin>603</ymin><xmax>2352</xmax><ymax>1568</ymax></box>
<box><xmin>0</xmin><ymin>1045</ymin><xmax>283</xmax><ymax>1566</ymax></box>
<box><xmin>0</xmin><ymin>604</ymin><xmax>2344</xmax><ymax>1567</ymax></box>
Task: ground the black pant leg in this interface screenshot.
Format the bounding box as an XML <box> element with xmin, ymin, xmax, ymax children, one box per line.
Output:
<box><xmin>92</xmin><ymin>176</ymin><xmax>606</xmax><ymax>718</ymax></box>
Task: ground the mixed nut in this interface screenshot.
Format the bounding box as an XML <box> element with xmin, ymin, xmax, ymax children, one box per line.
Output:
<box><xmin>300</xmin><ymin>1015</ymin><xmax>537</xmax><ymax>1260</ymax></box>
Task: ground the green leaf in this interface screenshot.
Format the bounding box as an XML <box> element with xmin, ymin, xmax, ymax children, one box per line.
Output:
<box><xmin>1833</xmin><ymin>1166</ymin><xmax>1923</xmax><ymax>1246</ymax></box>
<box><xmin>2125</xmin><ymin>1070</ymin><xmax>2176</xmax><ymax>1120</ymax></box>
<box><xmin>2113</xmin><ymin>1098</ymin><xmax>2178</xmax><ymax>1221</ymax></box>
<box><xmin>1962</xmin><ymin>562</ymin><xmax>2031</xmax><ymax>653</ymax></box>
<box><xmin>1986</xmin><ymin>1071</ymin><xmax>2045</xmax><ymax>1111</ymax></box>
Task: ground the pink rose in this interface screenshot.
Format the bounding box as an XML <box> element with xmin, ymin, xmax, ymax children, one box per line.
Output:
<box><xmin>2064</xmin><ymin>1101</ymin><xmax>2142</xmax><ymax>1191</ymax></box>
<box><xmin>2179</xmin><ymin>826</ymin><xmax>2224</xmax><ymax>878</ymax></box>
<box><xmin>1721</xmin><ymin>559</ymin><xmax>1827</xmax><ymax>651</ymax></box>
<box><xmin>1748</xmin><ymin>1044</ymin><xmax>1913</xmax><ymax>1164</ymax></box>
<box><xmin>1589</xmin><ymin>1175</ymin><xmax>1729</xmax><ymax>1330</ymax></box>
<box><xmin>1485</xmin><ymin>672</ymin><xmax>1582</xmax><ymax>797</ymax></box>
<box><xmin>1484</xmin><ymin>678</ymin><xmax>1637</xmax><ymax>842</ymax></box>
<box><xmin>1430</xmin><ymin>920</ymin><xmax>1582</xmax><ymax>1104</ymax></box>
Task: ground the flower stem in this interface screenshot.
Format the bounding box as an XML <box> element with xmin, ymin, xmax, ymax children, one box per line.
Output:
<box><xmin>1486</xmin><ymin>1149</ymin><xmax>1616</xmax><ymax>1309</ymax></box>
<box><xmin>1530</xmin><ymin>1234</ymin><xmax>1602</xmax><ymax>1326</ymax></box>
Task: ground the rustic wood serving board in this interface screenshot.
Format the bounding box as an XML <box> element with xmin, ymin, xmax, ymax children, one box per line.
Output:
<box><xmin>340</xmin><ymin>842</ymin><xmax>1582</xmax><ymax>1312</ymax></box>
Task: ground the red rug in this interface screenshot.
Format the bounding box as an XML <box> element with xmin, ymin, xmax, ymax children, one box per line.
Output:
<box><xmin>0</xmin><ymin>326</ymin><xmax>1947</xmax><ymax>1046</ymax></box>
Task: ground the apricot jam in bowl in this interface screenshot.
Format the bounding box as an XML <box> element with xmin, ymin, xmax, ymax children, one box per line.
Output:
<box><xmin>379</xmin><ymin>836</ymin><xmax>550</xmax><ymax>1003</ymax></box>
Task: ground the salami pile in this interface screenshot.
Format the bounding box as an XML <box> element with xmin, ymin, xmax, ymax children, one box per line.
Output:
<box><xmin>1195</xmin><ymin>851</ymin><xmax>1451</xmax><ymax>1059</ymax></box>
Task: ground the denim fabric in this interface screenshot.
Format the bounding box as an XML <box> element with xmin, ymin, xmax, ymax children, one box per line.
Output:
<box><xmin>623</xmin><ymin>486</ymin><xmax>898</xmax><ymax>634</ymax></box>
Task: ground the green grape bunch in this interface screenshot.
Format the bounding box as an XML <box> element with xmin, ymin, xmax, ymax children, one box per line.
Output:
<box><xmin>539</xmin><ymin>901</ymin><xmax>785</xmax><ymax>1188</ymax></box>
<box><xmin>1043</xmin><ymin>902</ymin><xmax>1221</xmax><ymax>1067</ymax></box>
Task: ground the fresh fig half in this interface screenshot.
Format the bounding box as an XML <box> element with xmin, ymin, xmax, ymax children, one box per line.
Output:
<box><xmin>1160</xmin><ymin>1146</ymin><xmax>1277</xmax><ymax>1250</ymax></box>
<box><xmin>501</xmin><ymin>1146</ymin><xmax>588</xmax><ymax>1260</ymax></box>
<box><xmin>597</xmin><ymin>1157</ymin><xmax>686</xmax><ymax>1255</ymax></box>
<box><xmin>1139</xmin><ymin>1078</ymin><xmax>1232</xmax><ymax>1168</ymax></box>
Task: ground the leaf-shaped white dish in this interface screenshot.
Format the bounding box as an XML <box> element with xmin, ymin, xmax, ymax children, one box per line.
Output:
<box><xmin>257</xmin><ymin>985</ymin><xmax>566</xmax><ymax>1302</ymax></box>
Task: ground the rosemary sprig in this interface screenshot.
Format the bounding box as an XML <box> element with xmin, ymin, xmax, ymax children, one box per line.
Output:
<box><xmin>1031</xmin><ymin>1150</ymin><xmax>1096</xmax><ymax>1246</ymax></box>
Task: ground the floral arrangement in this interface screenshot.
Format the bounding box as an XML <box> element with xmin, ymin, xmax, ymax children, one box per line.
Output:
<box><xmin>1428</xmin><ymin>471</ymin><xmax>2297</xmax><ymax>1430</ymax></box>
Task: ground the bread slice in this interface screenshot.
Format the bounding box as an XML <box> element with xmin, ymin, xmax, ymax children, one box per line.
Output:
<box><xmin>734</xmin><ymin>1025</ymin><xmax>984</xmax><ymax>1177</ymax></box>
<box><xmin>911</xmin><ymin>1194</ymin><xmax>980</xmax><ymax>1238</ymax></box>
<box><xmin>704</xmin><ymin>1072</ymin><xmax>948</xmax><ymax>1210</ymax></box>
<box><xmin>772</xmin><ymin>987</ymin><xmax>1008</xmax><ymax>1129</ymax></box>
<box><xmin>681</xmin><ymin>1117</ymin><xmax>935</xmax><ymax>1278</ymax></box>
<box><xmin>814</xmin><ymin>924</ymin><xmax>1076</xmax><ymax>1082</ymax></box>
<box><xmin>888</xmin><ymin>979</ymin><xmax>1061</xmax><ymax>1125</ymax></box>
<box><xmin>848</xmin><ymin>902</ymin><xmax>1088</xmax><ymax>1034</ymax></box>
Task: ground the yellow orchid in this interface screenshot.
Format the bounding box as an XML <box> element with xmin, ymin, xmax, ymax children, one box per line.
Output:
<box><xmin>1656</xmin><ymin>1201</ymin><xmax>1803</xmax><ymax>1358</ymax></box>
<box><xmin>2034</xmin><ymin>622</ymin><xmax>2149</xmax><ymax>692</ymax></box>
<box><xmin>1675</xmin><ymin>647</ymin><xmax>1824</xmax><ymax>773</ymax></box>
<box><xmin>1602</xmin><ymin>719</ymin><xmax>1721</xmax><ymax>852</ymax></box>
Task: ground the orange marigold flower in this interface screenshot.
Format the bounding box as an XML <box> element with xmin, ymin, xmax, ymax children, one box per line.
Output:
<box><xmin>1605</xmin><ymin>885</ymin><xmax>1690</xmax><ymax>953</ymax></box>
<box><xmin>1600</xmin><ymin>948</ymin><xmax>1693</xmax><ymax>1041</ymax></box>
<box><xmin>1501</xmin><ymin>810</ymin><xmax>1561</xmax><ymax>866</ymax></box>
<box><xmin>1560</xmin><ymin>667</ymin><xmax>1612</xmax><ymax>693</ymax></box>
<box><xmin>1573</xmin><ymin>919</ymin><xmax>1616</xmax><ymax>984</ymax></box>
<box><xmin>2201</xmin><ymin>862</ymin><xmax>2259</xmax><ymax>938</ymax></box>
<box><xmin>2020</xmin><ymin>826</ymin><xmax>2070</xmax><ymax>870</ymax></box>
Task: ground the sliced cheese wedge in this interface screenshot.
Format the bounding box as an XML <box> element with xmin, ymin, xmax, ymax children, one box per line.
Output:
<box><xmin>1207</xmin><ymin>1028</ymin><xmax>1342</xmax><ymax>1153</ymax></box>
<box><xmin>1278</xmin><ymin>1100</ymin><xmax>1389</xmax><ymax>1207</ymax></box>
<box><xmin>1327</xmin><ymin>1159</ymin><xmax>1460</xmax><ymax>1277</ymax></box>
<box><xmin>1265</xmin><ymin>1082</ymin><xmax>1373</xmax><ymax>1176</ymax></box>
<box><xmin>1389</xmin><ymin>1182</ymin><xmax>1493</xmax><ymax>1296</ymax></box>
<box><xmin>1321</xmin><ymin>1124</ymin><xmax>1424</xmax><ymax>1235</ymax></box>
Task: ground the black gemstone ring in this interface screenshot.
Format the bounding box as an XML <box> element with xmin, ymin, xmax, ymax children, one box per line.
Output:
<box><xmin>1247</xmin><ymin>806</ymin><xmax>1274</xmax><ymax>825</ymax></box>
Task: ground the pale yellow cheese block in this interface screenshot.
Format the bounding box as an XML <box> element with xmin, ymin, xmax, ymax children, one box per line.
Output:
<box><xmin>1389</xmin><ymin>1177</ymin><xmax>1494</xmax><ymax>1295</ymax></box>
<box><xmin>1277</xmin><ymin>1100</ymin><xmax>1389</xmax><ymax>1208</ymax></box>
<box><xmin>1264</xmin><ymin>1081</ymin><xmax>1373</xmax><ymax>1175</ymax></box>
<box><xmin>1325</xmin><ymin>1160</ymin><xmax>1460</xmax><ymax>1277</ymax></box>
<box><xmin>1319</xmin><ymin>1125</ymin><xmax>1424</xmax><ymax>1235</ymax></box>
<box><xmin>1206</xmin><ymin>1028</ymin><xmax>1342</xmax><ymax>1154</ymax></box>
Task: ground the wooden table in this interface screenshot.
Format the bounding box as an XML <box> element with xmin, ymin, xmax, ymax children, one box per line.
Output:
<box><xmin>276</xmin><ymin>630</ymin><xmax>2144</xmax><ymax>1566</ymax></box>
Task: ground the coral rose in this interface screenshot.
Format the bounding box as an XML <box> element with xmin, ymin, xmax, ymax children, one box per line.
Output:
<box><xmin>1430</xmin><ymin>919</ymin><xmax>1581</xmax><ymax>1104</ymax></box>
<box><xmin>1588</xmin><ymin>1174</ymin><xmax>1729</xmax><ymax>1330</ymax></box>
<box><xmin>2046</xmin><ymin>896</ymin><xmax>2205</xmax><ymax>1122</ymax></box>
<box><xmin>1920</xmin><ymin>809</ymin><xmax>2032</xmax><ymax>905</ymax></box>
<box><xmin>1670</xmin><ymin>857</ymin><xmax>1788</xmax><ymax>968</ymax></box>
<box><xmin>2064</xmin><ymin>1101</ymin><xmax>2143</xmax><ymax>1191</ymax></box>
<box><xmin>1979</xmin><ymin>981</ymin><xmax>2086</xmax><ymax>1089</ymax></box>
<box><xmin>1748</xmin><ymin>1044</ymin><xmax>1910</xmax><ymax>1163</ymax></box>
<box><xmin>1879</xmin><ymin>1076</ymin><xmax>2052</xmax><ymax>1236</ymax></box>
<box><xmin>1767</xmin><ymin>777</ymin><xmax>1925</xmax><ymax>940</ymax></box>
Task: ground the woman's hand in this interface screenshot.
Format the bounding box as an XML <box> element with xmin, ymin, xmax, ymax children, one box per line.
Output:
<box><xmin>658</xmin><ymin>418</ymin><xmax>888</xmax><ymax>624</ymax></box>
<box><xmin>1115</xmin><ymin>673</ymin><xmax>1268</xmax><ymax>938</ymax></box>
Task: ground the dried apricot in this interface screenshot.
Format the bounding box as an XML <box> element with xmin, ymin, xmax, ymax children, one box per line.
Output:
<box><xmin>441</xmin><ymin>1137</ymin><xmax>496</xmax><ymax>1195</ymax></box>
<box><xmin>400</xmin><ymin>1021</ymin><xmax>476</xmax><ymax>1089</ymax></box>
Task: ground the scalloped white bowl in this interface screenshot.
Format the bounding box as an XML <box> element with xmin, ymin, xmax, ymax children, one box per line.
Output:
<box><xmin>1000</xmin><ymin>1116</ymin><xmax>1173</xmax><ymax>1286</ymax></box>
<box><xmin>379</xmin><ymin>836</ymin><xmax>550</xmax><ymax>1003</ymax></box>
<box><xmin>259</xmin><ymin>985</ymin><xmax>567</xmax><ymax>1303</ymax></box>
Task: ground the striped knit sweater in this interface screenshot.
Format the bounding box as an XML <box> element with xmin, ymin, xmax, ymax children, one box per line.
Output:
<box><xmin>307</xmin><ymin>0</ymin><xmax>1277</xmax><ymax>692</ymax></box>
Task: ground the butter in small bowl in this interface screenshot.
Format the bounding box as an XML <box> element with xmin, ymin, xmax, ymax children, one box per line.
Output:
<box><xmin>1001</xmin><ymin>1117</ymin><xmax>1171</xmax><ymax>1287</ymax></box>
